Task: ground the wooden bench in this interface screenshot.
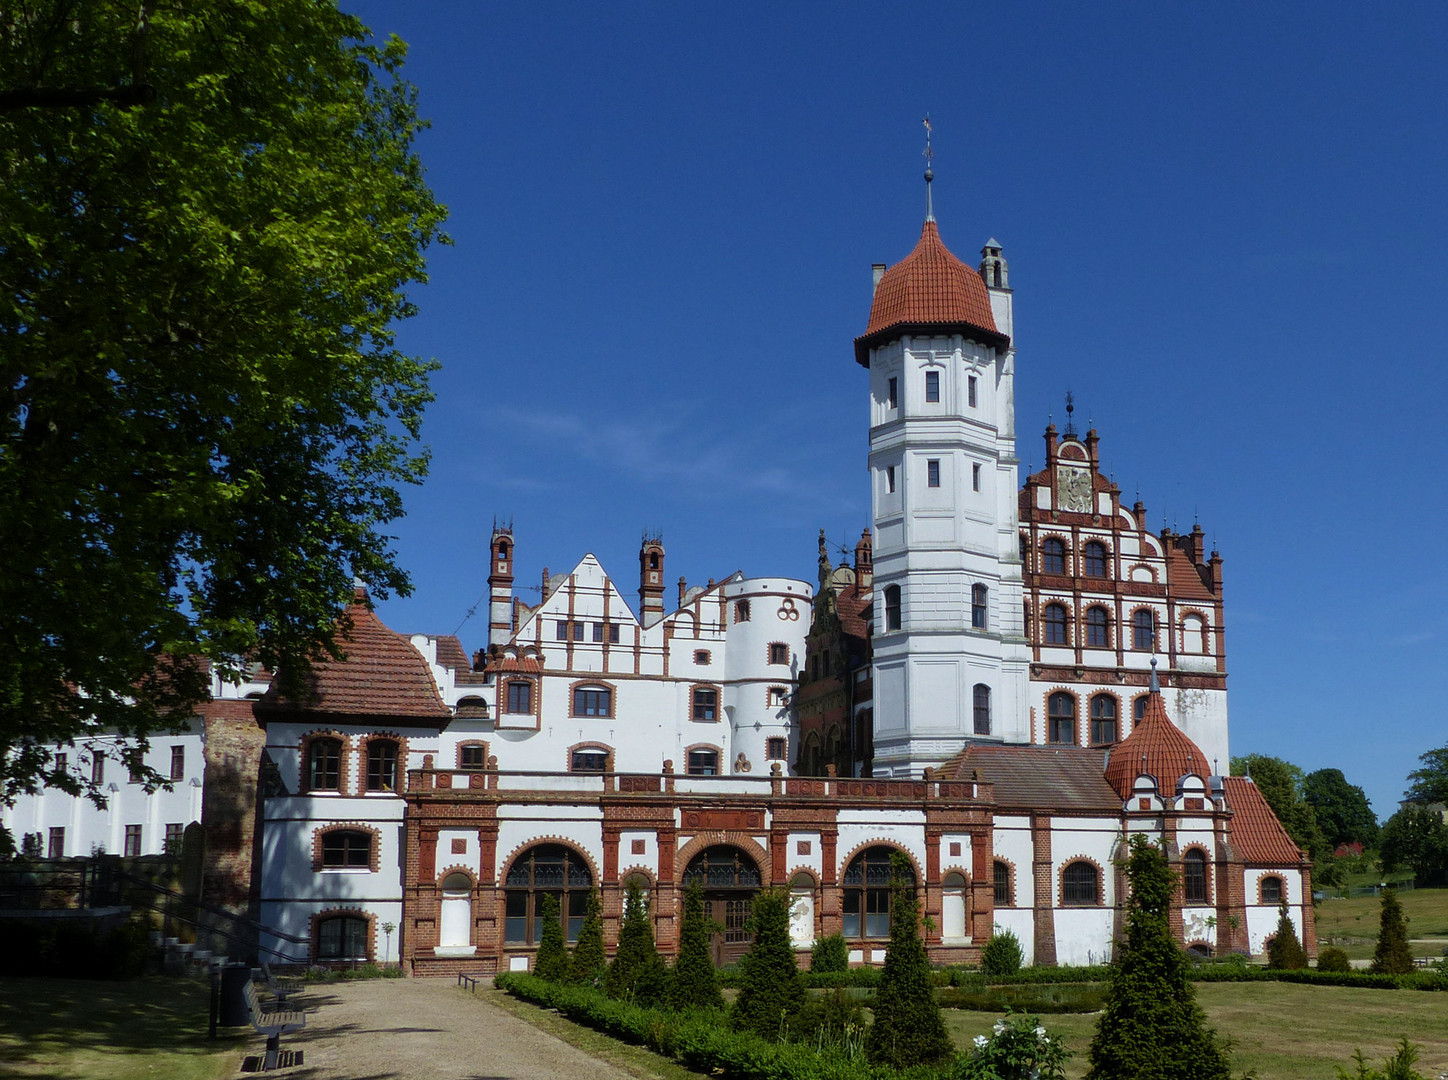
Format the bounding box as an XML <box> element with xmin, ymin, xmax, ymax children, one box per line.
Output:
<box><xmin>244</xmin><ymin>980</ymin><xmax>305</xmax><ymax>1071</ymax></box>
<box><xmin>261</xmin><ymin>961</ymin><xmax>304</xmax><ymax>1004</ymax></box>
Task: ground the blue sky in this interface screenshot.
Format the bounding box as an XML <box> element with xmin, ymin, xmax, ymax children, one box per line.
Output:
<box><xmin>347</xmin><ymin>2</ymin><xmax>1448</xmax><ymax>821</ymax></box>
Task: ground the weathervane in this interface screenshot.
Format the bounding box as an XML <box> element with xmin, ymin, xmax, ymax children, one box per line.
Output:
<box><xmin>922</xmin><ymin>114</ymin><xmax>935</xmax><ymax>221</ymax></box>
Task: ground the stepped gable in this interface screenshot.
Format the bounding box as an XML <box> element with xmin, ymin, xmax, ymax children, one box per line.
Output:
<box><xmin>854</xmin><ymin>220</ymin><xmax>1009</xmax><ymax>365</ymax></box>
<box><xmin>941</xmin><ymin>743</ymin><xmax>1118</xmax><ymax>812</ymax></box>
<box><xmin>1222</xmin><ymin>777</ymin><xmax>1307</xmax><ymax>864</ymax></box>
<box><xmin>1104</xmin><ymin>687</ymin><xmax>1210</xmax><ymax>799</ymax></box>
<box><xmin>257</xmin><ymin>590</ymin><xmax>449</xmax><ymax>720</ymax></box>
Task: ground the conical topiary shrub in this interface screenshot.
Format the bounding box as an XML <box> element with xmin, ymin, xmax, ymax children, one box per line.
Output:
<box><xmin>1266</xmin><ymin>902</ymin><xmax>1307</xmax><ymax>970</ymax></box>
<box><xmin>568</xmin><ymin>888</ymin><xmax>605</xmax><ymax>986</ymax></box>
<box><xmin>1085</xmin><ymin>834</ymin><xmax>1232</xmax><ymax>1080</ymax></box>
<box><xmin>606</xmin><ymin>881</ymin><xmax>665</xmax><ymax>1002</ymax></box>
<box><xmin>864</xmin><ymin>850</ymin><xmax>953</xmax><ymax>1067</ymax></box>
<box><xmin>1370</xmin><ymin>887</ymin><xmax>1414</xmax><ymax>974</ymax></box>
<box><xmin>731</xmin><ymin>889</ymin><xmax>805</xmax><ymax>1040</ymax></box>
<box><xmin>670</xmin><ymin>879</ymin><xmax>723</xmax><ymax>1011</ymax></box>
<box><xmin>533</xmin><ymin>894</ymin><xmax>570</xmax><ymax>982</ymax></box>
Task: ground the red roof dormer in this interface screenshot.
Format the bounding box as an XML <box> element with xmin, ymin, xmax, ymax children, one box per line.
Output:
<box><xmin>854</xmin><ymin>220</ymin><xmax>1008</xmax><ymax>366</ymax></box>
<box><xmin>1105</xmin><ymin>683</ymin><xmax>1211</xmax><ymax>800</ymax></box>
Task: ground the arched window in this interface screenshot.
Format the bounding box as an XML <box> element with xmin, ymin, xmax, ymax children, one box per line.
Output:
<box><xmin>316</xmin><ymin>914</ymin><xmax>369</xmax><ymax>960</ymax></box>
<box><xmin>439</xmin><ymin>872</ymin><xmax>473</xmax><ymax>950</ymax></box>
<box><xmin>366</xmin><ymin>738</ymin><xmax>399</xmax><ymax>793</ymax></box>
<box><xmin>993</xmin><ymin>860</ymin><xmax>1013</xmax><ymax>906</ymax></box>
<box><xmin>1048</xmin><ymin>692</ymin><xmax>1076</xmax><ymax>745</ymax></box>
<box><xmin>1183</xmin><ymin>850</ymin><xmax>1208</xmax><ymax>903</ymax></box>
<box><xmin>842</xmin><ymin>846</ymin><xmax>913</xmax><ymax>939</ymax></box>
<box><xmin>1132</xmin><ymin>609</ymin><xmax>1155</xmax><ymax>650</ymax></box>
<box><xmin>686</xmin><ymin>746</ymin><xmax>720</xmax><ymax>775</ymax></box>
<box><xmin>1042</xmin><ymin>538</ymin><xmax>1066</xmax><ymax>575</ymax></box>
<box><xmin>971</xmin><ymin>584</ymin><xmax>988</xmax><ymax>629</ymax></box>
<box><xmin>308</xmin><ymin>737</ymin><xmax>342</xmax><ymax>792</ymax></box>
<box><xmin>504</xmin><ymin>844</ymin><xmax>592</xmax><ymax>944</ymax></box>
<box><xmin>1183</xmin><ymin>613</ymin><xmax>1208</xmax><ymax>654</ymax></box>
<box><xmin>942</xmin><ymin>872</ymin><xmax>968</xmax><ymax>940</ymax></box>
<box><xmin>497</xmin><ymin>540</ymin><xmax>509</xmax><ymax>559</ymax></box>
<box><xmin>570</xmin><ymin>746</ymin><xmax>610</xmax><ymax>772</ymax></box>
<box><xmin>683</xmin><ymin>846</ymin><xmax>761</xmax><ymax>889</ymax></box>
<box><xmin>455</xmin><ymin>695</ymin><xmax>489</xmax><ymax>719</ymax></box>
<box><xmin>1260</xmin><ymin>876</ymin><xmax>1284</xmax><ymax>904</ymax></box>
<box><xmin>883</xmin><ymin>585</ymin><xmax>902</xmax><ymax>631</ymax></box>
<box><xmin>321</xmin><ymin>829</ymin><xmax>372</xmax><ymax>869</ymax></box>
<box><xmin>1084</xmin><ymin>541</ymin><xmax>1108</xmax><ymax>578</ymax></box>
<box><xmin>972</xmin><ymin>683</ymin><xmax>991</xmax><ymax>735</ymax></box>
<box><xmin>1062</xmin><ymin>861</ymin><xmax>1099</xmax><ymax>905</ymax></box>
<box><xmin>1085</xmin><ymin>606</ymin><xmax>1110</xmax><ymax>647</ymax></box>
<box><xmin>1133</xmin><ymin>695</ymin><xmax>1149</xmax><ymax>723</ymax></box>
<box><xmin>1043</xmin><ymin>603</ymin><xmax>1069</xmax><ymax>645</ymax></box>
<box><xmin>1089</xmin><ymin>694</ymin><xmax>1118</xmax><ymax>746</ymax></box>
<box><xmin>572</xmin><ymin>686</ymin><xmax>612</xmax><ymax>717</ymax></box>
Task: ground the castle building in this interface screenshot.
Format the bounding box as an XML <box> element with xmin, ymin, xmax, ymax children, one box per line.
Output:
<box><xmin>3</xmin><ymin>177</ymin><xmax>1312</xmax><ymax>973</ymax></box>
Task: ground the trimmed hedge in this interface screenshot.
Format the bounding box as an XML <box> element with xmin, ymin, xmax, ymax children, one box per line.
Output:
<box><xmin>495</xmin><ymin>972</ymin><xmax>957</xmax><ymax>1080</ymax></box>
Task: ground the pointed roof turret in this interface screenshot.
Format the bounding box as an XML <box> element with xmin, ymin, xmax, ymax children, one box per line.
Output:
<box><xmin>1104</xmin><ymin>659</ymin><xmax>1211</xmax><ymax>799</ymax></box>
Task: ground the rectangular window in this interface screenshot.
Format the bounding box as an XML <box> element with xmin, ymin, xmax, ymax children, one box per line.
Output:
<box><xmin>592</xmin><ymin>621</ymin><xmax>604</xmax><ymax>643</ymax></box>
<box><xmin>556</xmin><ymin>621</ymin><xmax>569</xmax><ymax>641</ymax></box>
<box><xmin>927</xmin><ymin>459</ymin><xmax>940</xmax><ymax>487</ymax></box>
<box><xmin>53</xmin><ymin>752</ymin><xmax>67</xmax><ymax>775</ymax></box>
<box><xmin>505</xmin><ymin>682</ymin><xmax>533</xmax><ymax>714</ymax></box>
<box><xmin>571</xmin><ymin>748</ymin><xmax>609</xmax><ymax>772</ymax></box>
<box><xmin>884</xmin><ymin>585</ymin><xmax>902</xmax><ymax>631</ymax></box>
<box><xmin>973</xmin><ymin>684</ymin><xmax>991</xmax><ymax>735</ymax></box>
<box><xmin>971</xmin><ymin>585</ymin><xmax>988</xmax><ymax>629</ymax></box>
<box><xmin>691</xmin><ymin>687</ymin><xmax>718</xmax><ymax>721</ymax></box>
<box><xmin>459</xmin><ymin>744</ymin><xmax>488</xmax><ymax>770</ymax></box>
<box><xmin>887</xmin><ymin>376</ymin><xmax>898</xmax><ymax>409</ymax></box>
<box><xmin>321</xmin><ymin>830</ymin><xmax>372</xmax><ymax>869</ymax></box>
<box><xmin>694</xmin><ymin>649</ymin><xmax>711</xmax><ymax>665</ymax></box>
<box><xmin>366</xmin><ymin>740</ymin><xmax>398</xmax><ymax>792</ymax></box>
<box><xmin>124</xmin><ymin>825</ymin><xmax>143</xmax><ymax>857</ymax></box>
<box><xmin>972</xmin><ymin>463</ymin><xmax>981</xmax><ymax>492</ymax></box>
<box><xmin>609</xmin><ymin>623</ymin><xmax>621</xmax><ymax>643</ymax></box>
<box><xmin>573</xmin><ymin>687</ymin><xmax>612</xmax><ymax>717</ymax></box>
<box><xmin>90</xmin><ymin>752</ymin><xmax>104</xmax><ymax>786</ymax></box>
<box><xmin>48</xmin><ymin>827</ymin><xmax>64</xmax><ymax>859</ymax></box>
<box><xmin>170</xmin><ymin>745</ymin><xmax>185</xmax><ymax>781</ymax></box>
<box><xmin>735</xmin><ymin>600</ymin><xmax>751</xmax><ymax>622</ymax></box>
<box><xmin>129</xmin><ymin>757</ymin><xmax>143</xmax><ymax>784</ymax></box>
<box><xmin>766</xmin><ymin>737</ymin><xmax>787</xmax><ymax>760</ymax></box>
<box><xmin>924</xmin><ymin>370</ymin><xmax>940</xmax><ymax>402</ymax></box>
<box><xmin>968</xmin><ymin>375</ymin><xmax>977</xmax><ymax>408</ymax></box>
<box><xmin>885</xmin><ymin>465</ymin><xmax>896</xmax><ymax>493</ymax></box>
<box><xmin>164</xmin><ymin>823</ymin><xmax>184</xmax><ymax>855</ymax></box>
<box><xmin>767</xmin><ymin>687</ymin><xmax>788</xmax><ymax>707</ymax></box>
<box><xmin>768</xmin><ymin>643</ymin><xmax>789</xmax><ymax>665</ymax></box>
<box><xmin>686</xmin><ymin>748</ymin><xmax>719</xmax><ymax>775</ymax></box>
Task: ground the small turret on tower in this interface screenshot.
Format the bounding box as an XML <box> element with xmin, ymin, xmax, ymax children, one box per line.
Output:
<box><xmin>488</xmin><ymin>521</ymin><xmax>516</xmax><ymax>647</ymax></box>
<box><xmin>854</xmin><ymin>528</ymin><xmax>873</xmax><ymax>592</ymax></box>
<box><xmin>639</xmin><ymin>533</ymin><xmax>666</xmax><ymax>628</ymax></box>
<box><xmin>980</xmin><ymin>238</ymin><xmax>1013</xmax><ymax>339</ymax></box>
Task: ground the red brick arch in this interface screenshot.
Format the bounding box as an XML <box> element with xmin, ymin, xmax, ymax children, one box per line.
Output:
<box><xmin>498</xmin><ymin>835</ymin><xmax>601</xmax><ymax>889</ymax></box>
<box><xmin>672</xmin><ymin>832</ymin><xmax>771</xmax><ymax>887</ymax></box>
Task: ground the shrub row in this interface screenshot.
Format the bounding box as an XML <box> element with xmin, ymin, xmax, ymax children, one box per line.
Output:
<box><xmin>1190</xmin><ymin>967</ymin><xmax>1448</xmax><ymax>991</ymax></box>
<box><xmin>495</xmin><ymin>973</ymin><xmax>955</xmax><ymax>1080</ymax></box>
<box><xmin>938</xmin><ymin>983</ymin><xmax>1106</xmax><ymax>1014</ymax></box>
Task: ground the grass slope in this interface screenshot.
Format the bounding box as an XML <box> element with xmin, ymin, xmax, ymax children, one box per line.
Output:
<box><xmin>1315</xmin><ymin>887</ymin><xmax>1448</xmax><ymax>960</ymax></box>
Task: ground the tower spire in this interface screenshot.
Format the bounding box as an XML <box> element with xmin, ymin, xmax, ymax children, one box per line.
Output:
<box><xmin>922</xmin><ymin>114</ymin><xmax>935</xmax><ymax>223</ymax></box>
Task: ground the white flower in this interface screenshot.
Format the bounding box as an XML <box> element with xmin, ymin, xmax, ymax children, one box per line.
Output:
<box><xmin>973</xmin><ymin>1035</ymin><xmax>989</xmax><ymax>1049</ymax></box>
<box><xmin>1034</xmin><ymin>1026</ymin><xmax>1047</xmax><ymax>1038</ymax></box>
<box><xmin>992</xmin><ymin>1021</ymin><xmax>1005</xmax><ymax>1035</ymax></box>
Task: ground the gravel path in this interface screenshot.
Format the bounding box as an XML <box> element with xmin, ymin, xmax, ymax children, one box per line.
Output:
<box><xmin>232</xmin><ymin>978</ymin><xmax>642</xmax><ymax>1080</ymax></box>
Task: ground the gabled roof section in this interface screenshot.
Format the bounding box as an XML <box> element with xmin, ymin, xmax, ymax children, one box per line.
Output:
<box><xmin>513</xmin><ymin>554</ymin><xmax>640</xmax><ymax>640</ymax></box>
<box><xmin>257</xmin><ymin>592</ymin><xmax>449</xmax><ymax>721</ymax></box>
<box><xmin>1223</xmin><ymin>776</ymin><xmax>1307</xmax><ymax>864</ymax></box>
<box><xmin>1104</xmin><ymin>689</ymin><xmax>1210</xmax><ymax>798</ymax></box>
<box><xmin>855</xmin><ymin>220</ymin><xmax>1008</xmax><ymax>365</ymax></box>
<box><xmin>941</xmin><ymin>743</ymin><xmax>1119</xmax><ymax>812</ymax></box>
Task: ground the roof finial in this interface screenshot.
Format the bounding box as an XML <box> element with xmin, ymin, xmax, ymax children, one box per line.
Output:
<box><xmin>1149</xmin><ymin>656</ymin><xmax>1160</xmax><ymax>694</ymax></box>
<box><xmin>922</xmin><ymin>114</ymin><xmax>935</xmax><ymax>223</ymax></box>
<box><xmin>1064</xmin><ymin>389</ymin><xmax>1077</xmax><ymax>437</ymax></box>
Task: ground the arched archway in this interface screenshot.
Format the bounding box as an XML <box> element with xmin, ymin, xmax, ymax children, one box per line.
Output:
<box><xmin>682</xmin><ymin>845</ymin><xmax>761</xmax><ymax>966</ymax></box>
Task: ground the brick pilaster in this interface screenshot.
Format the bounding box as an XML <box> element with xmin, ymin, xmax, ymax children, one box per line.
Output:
<box><xmin>1031</xmin><ymin>814</ymin><xmax>1057</xmax><ymax>966</ymax></box>
<box><xmin>971</xmin><ymin>828</ymin><xmax>994</xmax><ymax>940</ymax></box>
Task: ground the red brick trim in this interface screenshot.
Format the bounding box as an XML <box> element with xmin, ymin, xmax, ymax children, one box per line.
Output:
<box><xmin>1037</xmin><ymin>532</ymin><xmax>1072</xmax><ymax>575</ymax></box>
<box><xmin>1177</xmin><ymin>607</ymin><xmax>1212</xmax><ymax>655</ymax></box>
<box><xmin>498</xmin><ymin>836</ymin><xmax>601</xmax><ymax>891</ymax></box>
<box><xmin>567</xmin><ymin>741</ymin><xmax>615</xmax><ymax>773</ymax></box>
<box><xmin>436</xmin><ymin>864</ymin><xmax>476</xmax><ymax>888</ymax></box>
<box><xmin>1057</xmin><ymin>855</ymin><xmax>1106</xmax><ymax>907</ymax></box>
<box><xmin>687</xmin><ymin>683</ymin><xmax>722</xmax><ymax>722</ymax></box>
<box><xmin>1086</xmin><ymin>690</ymin><xmax>1121</xmax><ymax>746</ymax></box>
<box><xmin>1040</xmin><ymin>599</ymin><xmax>1074</xmax><ymax>647</ymax></box>
<box><xmin>619</xmin><ymin>865</ymin><xmax>657</xmax><ymax>889</ymax></box>
<box><xmin>1044</xmin><ymin>686</ymin><xmax>1080</xmax><ymax>746</ymax></box>
<box><xmin>694</xmin><ymin>649</ymin><xmax>712</xmax><ymax>665</ymax></box>
<box><xmin>456</xmin><ymin>740</ymin><xmax>490</xmax><ymax>770</ymax></box>
<box><xmin>567</xmin><ymin>678</ymin><xmax>618</xmax><ymax>719</ymax></box>
<box><xmin>1125</xmin><ymin>562</ymin><xmax>1159</xmax><ymax>584</ymax></box>
<box><xmin>992</xmin><ymin>856</ymin><xmax>1020</xmax><ymax>908</ymax></box>
<box><xmin>838</xmin><ymin>838</ymin><xmax>923</xmax><ymax>885</ymax></box>
<box><xmin>1081</xmin><ymin>603</ymin><xmax>1114</xmax><ymax>648</ymax></box>
<box><xmin>1254</xmin><ymin>872</ymin><xmax>1287</xmax><ymax>904</ymax></box>
<box><xmin>357</xmin><ymin>731</ymin><xmax>408</xmax><ymax>795</ymax></box>
<box><xmin>785</xmin><ymin>865</ymin><xmax>821</xmax><ymax>888</ymax></box>
<box><xmin>1127</xmin><ymin>605</ymin><xmax>1160</xmax><ymax>650</ymax></box>
<box><xmin>681</xmin><ymin>742</ymin><xmax>724</xmax><ymax>775</ymax></box>
<box><xmin>310</xmin><ymin>906</ymin><xmax>377</xmax><ymax>963</ymax></box>
<box><xmin>673</xmin><ymin>833</ymin><xmax>771</xmax><ymax>887</ymax></box>
<box><xmin>766</xmin><ymin>641</ymin><xmax>792</xmax><ymax>666</ymax></box>
<box><xmin>1184</xmin><ymin>937</ymin><xmax>1214</xmax><ymax>956</ymax></box>
<box><xmin>499</xmin><ymin>676</ymin><xmax>540</xmax><ymax>721</ymax></box>
<box><xmin>299</xmin><ymin>730</ymin><xmax>349</xmax><ymax>795</ymax></box>
<box><xmin>312</xmin><ymin>822</ymin><xmax>382</xmax><ymax>873</ymax></box>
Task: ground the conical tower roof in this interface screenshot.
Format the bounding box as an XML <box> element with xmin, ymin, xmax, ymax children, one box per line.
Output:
<box><xmin>1104</xmin><ymin>678</ymin><xmax>1211</xmax><ymax>799</ymax></box>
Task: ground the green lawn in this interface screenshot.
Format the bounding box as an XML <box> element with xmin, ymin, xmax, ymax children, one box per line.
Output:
<box><xmin>0</xmin><ymin>977</ymin><xmax>245</xmax><ymax>1080</ymax></box>
<box><xmin>943</xmin><ymin>982</ymin><xmax>1448</xmax><ymax>1080</ymax></box>
<box><xmin>1314</xmin><ymin>887</ymin><xmax>1448</xmax><ymax>960</ymax></box>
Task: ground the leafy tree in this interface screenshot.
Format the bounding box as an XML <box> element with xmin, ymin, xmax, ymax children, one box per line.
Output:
<box><xmin>864</xmin><ymin>851</ymin><xmax>952</xmax><ymax>1068</ymax></box>
<box><xmin>1304</xmin><ymin>768</ymin><xmax>1379</xmax><ymax>849</ymax></box>
<box><xmin>0</xmin><ymin>1</ymin><xmax>446</xmax><ymax>813</ymax></box>
<box><xmin>567</xmin><ymin>889</ymin><xmax>605</xmax><ymax>986</ymax></box>
<box><xmin>533</xmin><ymin>895</ymin><xmax>570</xmax><ymax>982</ymax></box>
<box><xmin>1086</xmin><ymin>834</ymin><xmax>1232</xmax><ymax>1080</ymax></box>
<box><xmin>980</xmin><ymin>927</ymin><xmax>1025</xmax><ymax>977</ymax></box>
<box><xmin>1378</xmin><ymin>805</ymin><xmax>1448</xmax><ymax>882</ymax></box>
<box><xmin>670</xmin><ymin>880</ymin><xmax>723</xmax><ymax>1011</ymax></box>
<box><xmin>1232</xmin><ymin>755</ymin><xmax>1329</xmax><ymax>863</ymax></box>
<box><xmin>810</xmin><ymin>932</ymin><xmax>849</xmax><ymax>974</ymax></box>
<box><xmin>606</xmin><ymin>881</ymin><xmax>663</xmax><ymax>1001</ymax></box>
<box><xmin>1369</xmin><ymin>888</ymin><xmax>1413</xmax><ymax>975</ymax></box>
<box><xmin>731</xmin><ymin>889</ymin><xmax>805</xmax><ymax>1041</ymax></box>
<box><xmin>1404</xmin><ymin>744</ymin><xmax>1448</xmax><ymax>805</ymax></box>
<box><xmin>1266</xmin><ymin>903</ymin><xmax>1307</xmax><ymax>970</ymax></box>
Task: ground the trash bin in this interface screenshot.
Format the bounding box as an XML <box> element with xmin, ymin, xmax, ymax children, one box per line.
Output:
<box><xmin>219</xmin><ymin>963</ymin><xmax>253</xmax><ymax>1026</ymax></box>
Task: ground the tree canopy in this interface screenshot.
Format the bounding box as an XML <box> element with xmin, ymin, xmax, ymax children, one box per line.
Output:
<box><xmin>1378</xmin><ymin>805</ymin><xmax>1448</xmax><ymax>882</ymax></box>
<box><xmin>1232</xmin><ymin>754</ymin><xmax>1328</xmax><ymax>862</ymax></box>
<box><xmin>1404</xmin><ymin>744</ymin><xmax>1448</xmax><ymax>805</ymax></box>
<box><xmin>1303</xmin><ymin>768</ymin><xmax>1378</xmax><ymax>849</ymax></box>
<box><xmin>0</xmin><ymin>1</ymin><xmax>446</xmax><ymax>812</ymax></box>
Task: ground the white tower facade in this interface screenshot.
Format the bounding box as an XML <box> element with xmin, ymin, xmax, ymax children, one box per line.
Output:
<box><xmin>857</xmin><ymin>195</ymin><xmax>1030</xmax><ymax>776</ymax></box>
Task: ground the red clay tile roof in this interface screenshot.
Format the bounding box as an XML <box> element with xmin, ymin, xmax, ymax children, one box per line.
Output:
<box><xmin>855</xmin><ymin>221</ymin><xmax>1006</xmax><ymax>365</ymax></box>
<box><xmin>257</xmin><ymin>599</ymin><xmax>450</xmax><ymax>721</ymax></box>
<box><xmin>941</xmin><ymin>743</ymin><xmax>1120</xmax><ymax>812</ymax></box>
<box><xmin>1223</xmin><ymin>776</ymin><xmax>1307</xmax><ymax>864</ymax></box>
<box><xmin>431</xmin><ymin>634</ymin><xmax>471</xmax><ymax>672</ymax></box>
<box><xmin>1165</xmin><ymin>546</ymin><xmax>1216</xmax><ymax>600</ymax></box>
<box><xmin>837</xmin><ymin>582</ymin><xmax>872</xmax><ymax>641</ymax></box>
<box><xmin>1104</xmin><ymin>691</ymin><xmax>1211</xmax><ymax>798</ymax></box>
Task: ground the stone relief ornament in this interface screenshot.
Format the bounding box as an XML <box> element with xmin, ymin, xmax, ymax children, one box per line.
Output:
<box><xmin>1056</xmin><ymin>465</ymin><xmax>1092</xmax><ymax>513</ymax></box>
<box><xmin>734</xmin><ymin>752</ymin><xmax>752</xmax><ymax>773</ymax></box>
